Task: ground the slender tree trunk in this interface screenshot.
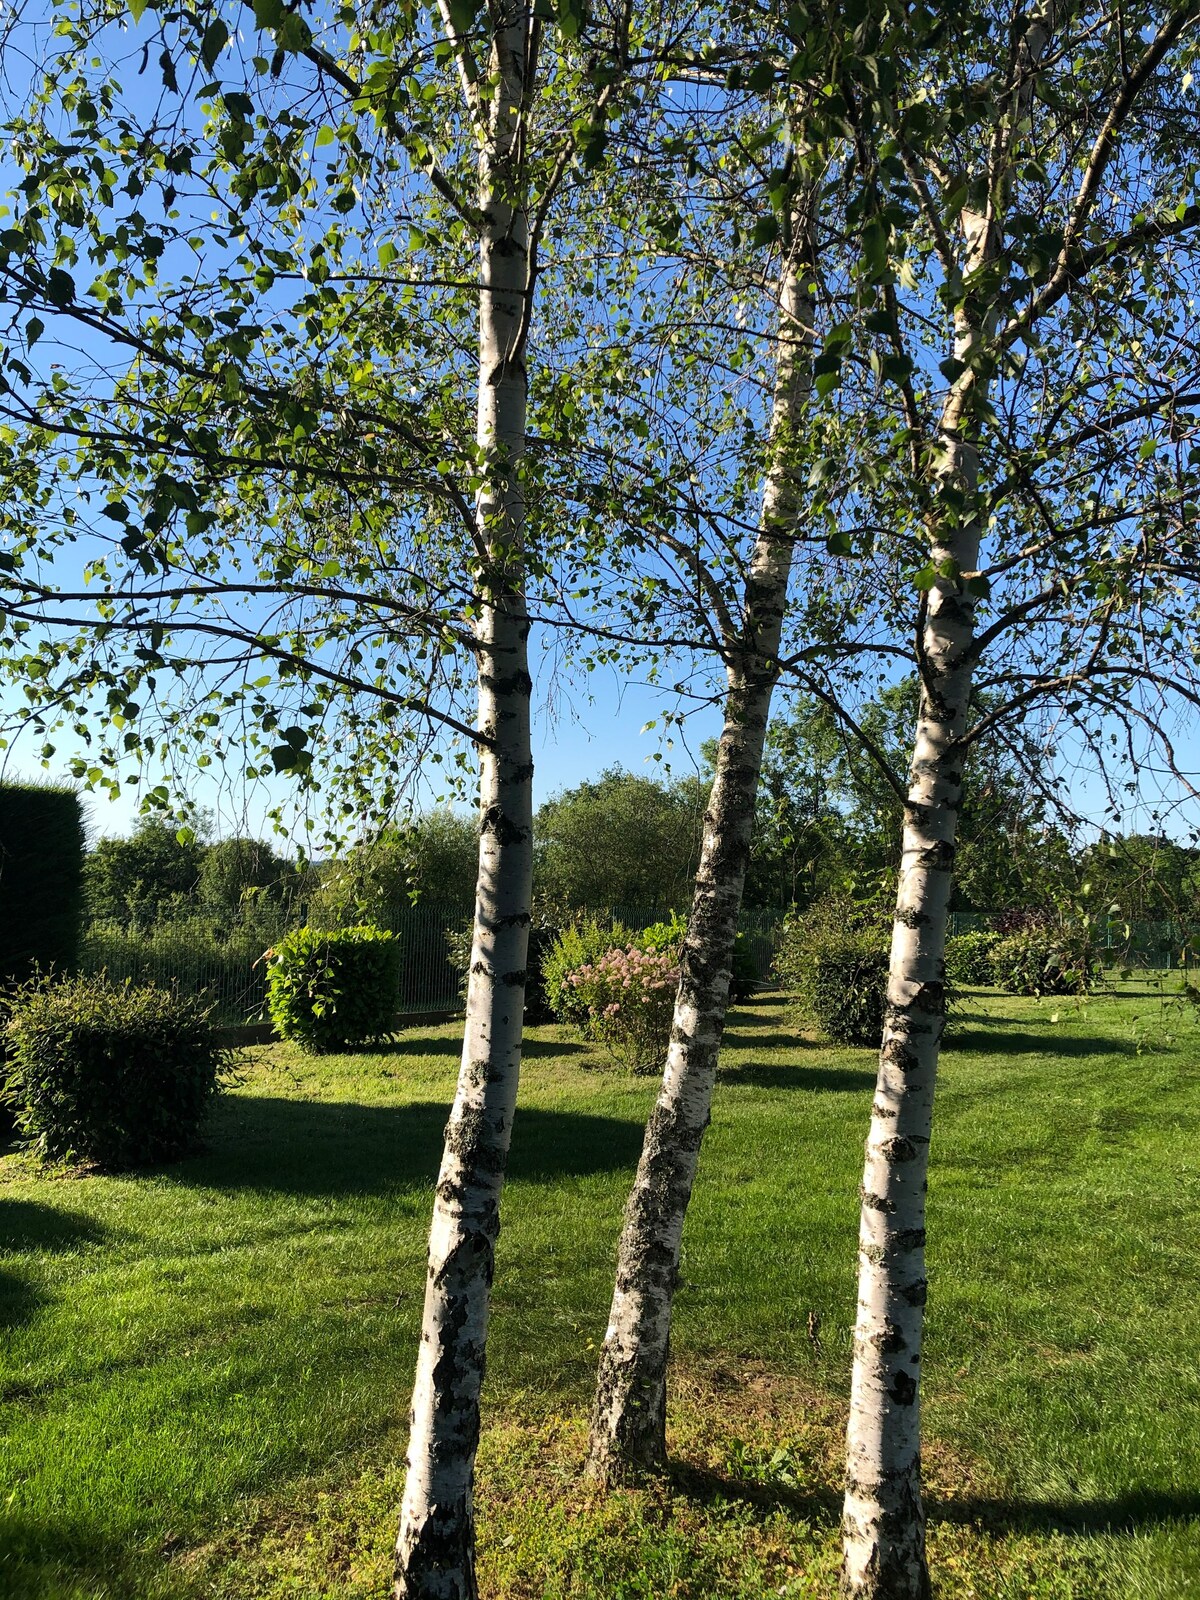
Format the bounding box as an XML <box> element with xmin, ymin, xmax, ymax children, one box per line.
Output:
<box><xmin>839</xmin><ymin>441</ymin><xmax>980</xmax><ymax>1600</ymax></box>
<box><xmin>840</xmin><ymin>12</ymin><xmax>1057</xmax><ymax>1591</ymax></box>
<box><xmin>586</xmin><ymin>230</ymin><xmax>814</xmax><ymax>1482</ymax></box>
<box><xmin>394</xmin><ymin>15</ymin><xmax>532</xmax><ymax>1598</ymax></box>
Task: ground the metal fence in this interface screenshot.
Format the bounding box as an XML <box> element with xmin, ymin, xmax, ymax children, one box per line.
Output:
<box><xmin>79</xmin><ymin>901</ymin><xmax>788</xmax><ymax>1026</ymax></box>
<box><xmin>946</xmin><ymin>911</ymin><xmax>1197</xmax><ymax>971</ymax></box>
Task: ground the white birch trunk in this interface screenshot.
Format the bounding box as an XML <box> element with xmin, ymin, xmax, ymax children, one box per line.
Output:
<box><xmin>394</xmin><ymin>14</ymin><xmax>532</xmax><ymax>1597</ymax></box>
<box><xmin>586</xmin><ymin>235</ymin><xmax>814</xmax><ymax>1482</ymax></box>
<box><xmin>841</xmin><ymin>17</ymin><xmax>1055</xmax><ymax>1590</ymax></box>
<box><xmin>839</xmin><ymin>439</ymin><xmax>979</xmax><ymax>1600</ymax></box>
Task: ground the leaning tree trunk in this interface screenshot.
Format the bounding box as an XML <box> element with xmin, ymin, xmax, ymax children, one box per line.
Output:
<box><xmin>394</xmin><ymin>16</ymin><xmax>533</xmax><ymax>1599</ymax></box>
<box><xmin>585</xmin><ymin>230</ymin><xmax>814</xmax><ymax>1483</ymax></box>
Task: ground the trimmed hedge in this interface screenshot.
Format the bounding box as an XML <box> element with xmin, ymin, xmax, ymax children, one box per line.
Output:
<box><xmin>775</xmin><ymin>896</ymin><xmax>891</xmax><ymax>1046</ymax></box>
<box><xmin>0</xmin><ymin>783</ymin><xmax>85</xmax><ymax>983</ymax></box>
<box><xmin>945</xmin><ymin>929</ymin><xmax>1002</xmax><ymax>986</ymax></box>
<box><xmin>1</xmin><ymin>975</ymin><xmax>231</xmax><ymax>1167</ymax></box>
<box><xmin>991</xmin><ymin>926</ymin><xmax>1098</xmax><ymax>997</ymax></box>
<box><xmin>265</xmin><ymin>925</ymin><xmax>400</xmax><ymax>1051</ymax></box>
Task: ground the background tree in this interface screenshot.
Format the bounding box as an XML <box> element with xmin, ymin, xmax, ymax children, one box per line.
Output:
<box><xmin>83</xmin><ymin>818</ymin><xmax>204</xmax><ymax>926</ymax></box>
<box><xmin>534</xmin><ymin>767</ymin><xmax>707</xmax><ymax>912</ymax></box>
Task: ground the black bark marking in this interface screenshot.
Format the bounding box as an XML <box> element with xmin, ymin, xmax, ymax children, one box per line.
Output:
<box><xmin>888</xmin><ymin>1368</ymin><xmax>918</xmax><ymax>1406</ymax></box>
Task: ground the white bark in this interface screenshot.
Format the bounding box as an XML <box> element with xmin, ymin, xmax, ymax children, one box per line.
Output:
<box><xmin>841</xmin><ymin>15</ymin><xmax>1055</xmax><ymax>1594</ymax></box>
<box><xmin>586</xmin><ymin>231</ymin><xmax>814</xmax><ymax>1481</ymax></box>
<box><xmin>394</xmin><ymin>13</ymin><xmax>532</xmax><ymax>1598</ymax></box>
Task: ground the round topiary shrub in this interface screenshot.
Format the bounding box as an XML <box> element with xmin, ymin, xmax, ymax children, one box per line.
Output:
<box><xmin>775</xmin><ymin>896</ymin><xmax>891</xmax><ymax>1046</ymax></box>
<box><xmin>265</xmin><ymin>925</ymin><xmax>401</xmax><ymax>1051</ymax></box>
<box><xmin>1</xmin><ymin>974</ymin><xmax>232</xmax><ymax>1168</ymax></box>
<box><xmin>944</xmin><ymin>929</ymin><xmax>1001</xmax><ymax>986</ymax></box>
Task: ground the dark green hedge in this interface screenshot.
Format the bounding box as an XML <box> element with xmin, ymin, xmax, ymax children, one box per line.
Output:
<box><xmin>0</xmin><ymin>783</ymin><xmax>85</xmax><ymax>982</ymax></box>
<box><xmin>2</xmin><ymin>975</ymin><xmax>231</xmax><ymax>1167</ymax></box>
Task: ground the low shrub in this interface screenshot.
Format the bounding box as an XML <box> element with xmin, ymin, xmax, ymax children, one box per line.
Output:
<box><xmin>562</xmin><ymin>943</ymin><xmax>679</xmax><ymax>1071</ymax></box>
<box><xmin>990</xmin><ymin>926</ymin><xmax>1098</xmax><ymax>997</ymax></box>
<box><xmin>543</xmin><ymin>919</ymin><xmax>631</xmax><ymax>1027</ymax></box>
<box><xmin>265</xmin><ymin>925</ymin><xmax>400</xmax><ymax>1051</ymax></box>
<box><xmin>775</xmin><ymin>896</ymin><xmax>891</xmax><ymax>1045</ymax></box>
<box><xmin>945</xmin><ymin>929</ymin><xmax>1002</xmax><ymax>986</ymax></box>
<box><xmin>637</xmin><ymin>911</ymin><xmax>688</xmax><ymax>955</ymax></box>
<box><xmin>806</xmin><ymin>932</ymin><xmax>890</xmax><ymax>1045</ymax></box>
<box><xmin>1</xmin><ymin>974</ymin><xmax>231</xmax><ymax>1167</ymax></box>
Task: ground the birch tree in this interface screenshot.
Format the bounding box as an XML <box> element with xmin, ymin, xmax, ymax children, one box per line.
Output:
<box><xmin>825</xmin><ymin>5</ymin><xmax>1200</xmax><ymax>1593</ymax></box>
<box><xmin>584</xmin><ymin>187</ymin><xmax>820</xmax><ymax>1479</ymax></box>
<box><xmin>0</xmin><ymin>2</ymin><xmax>649</xmax><ymax>1592</ymax></box>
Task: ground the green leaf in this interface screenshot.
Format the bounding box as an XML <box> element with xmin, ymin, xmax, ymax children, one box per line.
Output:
<box><xmin>913</xmin><ymin>562</ymin><xmax>938</xmax><ymax>591</ymax></box>
<box><xmin>128</xmin><ymin>0</ymin><xmax>149</xmax><ymax>22</ymax></box>
<box><xmin>826</xmin><ymin>529</ymin><xmax>853</xmax><ymax>556</ymax></box>
<box><xmin>276</xmin><ymin>11</ymin><xmax>312</xmax><ymax>52</ymax></box>
<box><xmin>25</xmin><ymin>316</ymin><xmax>44</xmax><ymax>346</ymax></box>
<box><xmin>251</xmin><ymin>0</ymin><xmax>285</xmax><ymax>26</ymax></box>
<box><xmin>200</xmin><ymin>18</ymin><xmax>229</xmax><ymax>71</ymax></box>
<box><xmin>46</xmin><ymin>267</ymin><xmax>75</xmax><ymax>307</ymax></box>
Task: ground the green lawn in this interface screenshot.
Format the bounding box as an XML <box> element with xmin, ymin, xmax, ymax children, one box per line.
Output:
<box><xmin>2</xmin><ymin>985</ymin><xmax>1198</xmax><ymax>1599</ymax></box>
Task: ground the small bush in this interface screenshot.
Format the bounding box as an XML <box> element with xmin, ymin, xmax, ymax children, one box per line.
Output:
<box><xmin>990</xmin><ymin>926</ymin><xmax>1098</xmax><ymax>997</ymax></box>
<box><xmin>945</xmin><ymin>929</ymin><xmax>1002</xmax><ymax>986</ymax></box>
<box><xmin>543</xmin><ymin>919</ymin><xmax>631</xmax><ymax>1027</ymax></box>
<box><xmin>775</xmin><ymin>897</ymin><xmax>890</xmax><ymax>1045</ymax></box>
<box><xmin>637</xmin><ymin>911</ymin><xmax>688</xmax><ymax>955</ymax></box>
<box><xmin>265</xmin><ymin>926</ymin><xmax>400</xmax><ymax>1051</ymax></box>
<box><xmin>562</xmin><ymin>944</ymin><xmax>679</xmax><ymax>1071</ymax></box>
<box><xmin>806</xmin><ymin>933</ymin><xmax>890</xmax><ymax>1045</ymax></box>
<box><xmin>730</xmin><ymin>931</ymin><xmax>759</xmax><ymax>1004</ymax></box>
<box><xmin>1</xmin><ymin>974</ymin><xmax>231</xmax><ymax>1167</ymax></box>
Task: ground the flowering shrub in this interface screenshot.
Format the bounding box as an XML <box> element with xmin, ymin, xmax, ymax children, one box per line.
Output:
<box><xmin>563</xmin><ymin>943</ymin><xmax>679</xmax><ymax>1072</ymax></box>
<box><xmin>543</xmin><ymin>919</ymin><xmax>632</xmax><ymax>1028</ymax></box>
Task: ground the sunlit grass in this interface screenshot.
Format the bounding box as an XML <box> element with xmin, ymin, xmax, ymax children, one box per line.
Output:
<box><xmin>2</xmin><ymin>980</ymin><xmax>1197</xmax><ymax>1597</ymax></box>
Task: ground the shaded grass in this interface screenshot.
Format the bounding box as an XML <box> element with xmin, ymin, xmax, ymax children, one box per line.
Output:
<box><xmin>2</xmin><ymin>985</ymin><xmax>1199</xmax><ymax>1597</ymax></box>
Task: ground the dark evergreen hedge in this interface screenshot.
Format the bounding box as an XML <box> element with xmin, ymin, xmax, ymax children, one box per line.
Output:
<box><xmin>0</xmin><ymin>783</ymin><xmax>86</xmax><ymax>983</ymax></box>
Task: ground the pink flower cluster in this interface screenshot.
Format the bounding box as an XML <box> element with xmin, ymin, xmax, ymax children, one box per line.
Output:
<box><xmin>563</xmin><ymin>944</ymin><xmax>679</xmax><ymax>1071</ymax></box>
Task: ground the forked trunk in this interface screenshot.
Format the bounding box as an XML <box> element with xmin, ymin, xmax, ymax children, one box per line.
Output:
<box><xmin>394</xmin><ymin>15</ymin><xmax>532</xmax><ymax>1597</ymax></box>
<box><xmin>586</xmin><ymin>232</ymin><xmax>814</xmax><ymax>1482</ymax></box>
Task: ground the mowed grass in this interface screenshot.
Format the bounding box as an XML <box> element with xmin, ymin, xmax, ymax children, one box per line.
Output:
<box><xmin>2</xmin><ymin>984</ymin><xmax>1199</xmax><ymax>1599</ymax></box>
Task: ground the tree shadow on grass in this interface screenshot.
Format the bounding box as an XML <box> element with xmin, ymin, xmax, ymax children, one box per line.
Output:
<box><xmin>716</xmin><ymin>1061</ymin><xmax>877</xmax><ymax>1093</ymax></box>
<box><xmin>668</xmin><ymin>1457</ymin><xmax>841</xmax><ymax>1524</ymax></box>
<box><xmin>932</xmin><ymin>1486</ymin><xmax>1200</xmax><ymax>1535</ymax></box>
<box><xmin>946</xmin><ymin>1028</ymin><xmax>1129</xmax><ymax>1058</ymax></box>
<box><xmin>721</xmin><ymin>1028</ymin><xmax>825</xmax><ymax>1053</ymax></box>
<box><xmin>0</xmin><ymin>1198</ymin><xmax>110</xmax><ymax>1253</ymax></box>
<box><xmin>169</xmin><ymin>1098</ymin><xmax>645</xmax><ymax>1196</ymax></box>
<box><xmin>0</xmin><ymin>1200</ymin><xmax>111</xmax><ymax>1331</ymax></box>
<box><xmin>0</xmin><ymin>1517</ymin><xmax>178</xmax><ymax>1600</ymax></box>
<box><xmin>337</xmin><ymin>1032</ymin><xmax>591</xmax><ymax>1062</ymax></box>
